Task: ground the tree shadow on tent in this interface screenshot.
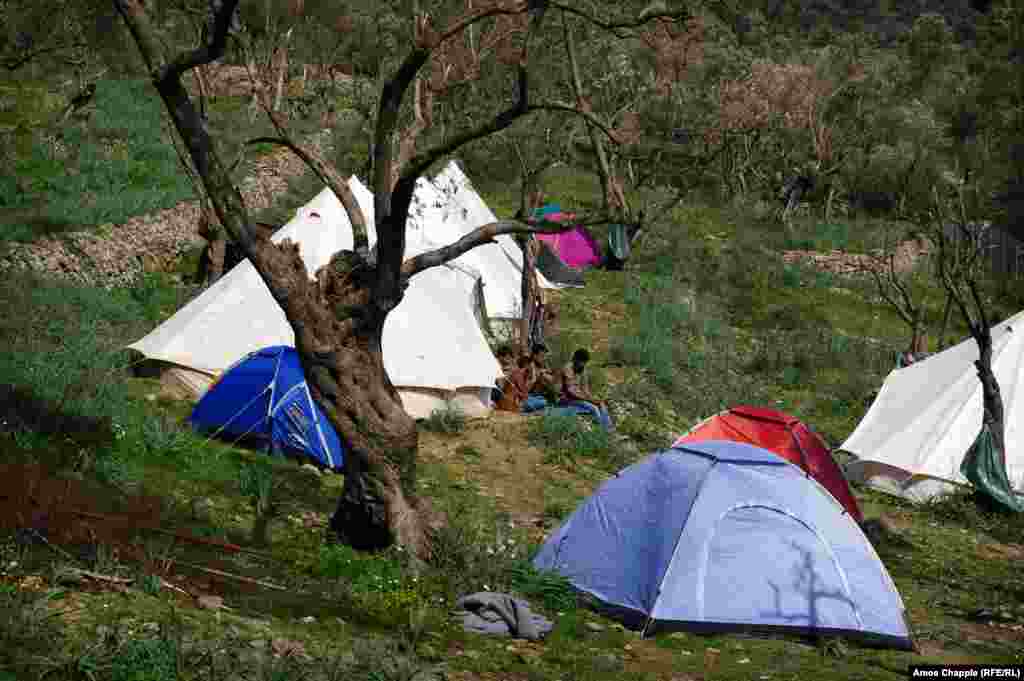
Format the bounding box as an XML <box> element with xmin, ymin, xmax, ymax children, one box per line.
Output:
<box><xmin>762</xmin><ymin>540</ymin><xmax>859</xmax><ymax>633</ymax></box>
<box><xmin>758</xmin><ymin>539</ymin><xmax>912</xmax><ymax>651</ymax></box>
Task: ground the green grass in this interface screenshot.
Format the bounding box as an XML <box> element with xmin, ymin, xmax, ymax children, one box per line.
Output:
<box><xmin>0</xmin><ymin>79</ymin><xmax>195</xmax><ymax>242</ymax></box>
<box><xmin>2</xmin><ymin>187</ymin><xmax>1023</xmax><ymax>681</ymax></box>
<box><xmin>4</xmin><ymin>54</ymin><xmax>1024</xmax><ymax>679</ymax></box>
<box><xmin>527</xmin><ymin>411</ymin><xmax>612</xmax><ymax>468</ymax></box>
<box><xmin>0</xmin><ymin>75</ymin><xmax>356</xmax><ymax>245</ymax></box>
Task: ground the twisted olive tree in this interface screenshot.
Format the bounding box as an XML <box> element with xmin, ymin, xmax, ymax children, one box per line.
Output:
<box><xmin>113</xmin><ymin>0</ymin><xmax>694</xmax><ymax>560</ymax></box>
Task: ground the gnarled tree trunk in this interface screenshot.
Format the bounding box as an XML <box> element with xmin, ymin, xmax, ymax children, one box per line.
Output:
<box><xmin>974</xmin><ymin>325</ymin><xmax>1007</xmax><ymax>462</ymax></box>
<box><xmin>253</xmin><ymin>242</ymin><xmax>441</xmax><ymax>558</ymax></box>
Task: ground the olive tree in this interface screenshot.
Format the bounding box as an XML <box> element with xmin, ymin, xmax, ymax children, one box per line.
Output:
<box><xmin>113</xmin><ymin>0</ymin><xmax>696</xmax><ymax>560</ymax></box>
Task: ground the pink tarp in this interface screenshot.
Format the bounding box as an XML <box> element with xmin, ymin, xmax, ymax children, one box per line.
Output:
<box><xmin>534</xmin><ymin>211</ymin><xmax>603</xmax><ymax>269</ymax></box>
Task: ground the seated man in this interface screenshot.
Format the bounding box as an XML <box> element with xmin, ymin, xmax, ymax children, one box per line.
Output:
<box><xmin>521</xmin><ymin>342</ymin><xmax>555</xmax><ymax>413</ymax></box>
<box><xmin>494</xmin><ymin>348</ymin><xmax>529</xmax><ymax>412</ymax></box>
<box><xmin>558</xmin><ymin>348</ymin><xmax>614</xmax><ymax>432</ymax></box>
<box><xmin>492</xmin><ymin>345</ymin><xmax>514</xmax><ymax>403</ymax></box>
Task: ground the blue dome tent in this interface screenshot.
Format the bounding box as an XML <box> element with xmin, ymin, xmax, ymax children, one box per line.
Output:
<box><xmin>189</xmin><ymin>346</ymin><xmax>345</xmax><ymax>470</ymax></box>
<box><xmin>533</xmin><ymin>440</ymin><xmax>913</xmax><ymax>649</ymax></box>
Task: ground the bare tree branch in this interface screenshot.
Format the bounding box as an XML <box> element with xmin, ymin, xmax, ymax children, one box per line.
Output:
<box><xmin>401</xmin><ymin>218</ymin><xmax>576</xmax><ymax>277</ymax></box>
<box><xmin>245</xmin><ymin>137</ymin><xmax>371</xmax><ymax>253</ymax></box>
<box><xmin>563</xmin><ymin>9</ymin><xmax>619</xmax><ymax>215</ymax></box>
<box><xmin>370</xmin><ymin>1</ymin><xmax>532</xmax><ymax>202</ymax></box>
<box><xmin>402</xmin><ymin>102</ymin><xmax>617</xmax><ymax>189</ymax></box>
<box><xmin>242</xmin><ymin>56</ymin><xmax>371</xmax><ymax>254</ymax></box>
<box><xmin>379</xmin><ymin>1</ymin><xmax>545</xmax><ymax>295</ymax></box>
<box><xmin>547</xmin><ymin>1</ymin><xmax>692</xmax><ymax>38</ymax></box>
<box><xmin>114</xmin><ymin>0</ymin><xmax>259</xmax><ymax>246</ymax></box>
<box><xmin>160</xmin><ymin>0</ymin><xmax>238</xmax><ymax>81</ymax></box>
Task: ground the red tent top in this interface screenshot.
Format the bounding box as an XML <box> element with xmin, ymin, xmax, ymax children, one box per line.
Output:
<box><xmin>673</xmin><ymin>406</ymin><xmax>863</xmax><ymax>522</ymax></box>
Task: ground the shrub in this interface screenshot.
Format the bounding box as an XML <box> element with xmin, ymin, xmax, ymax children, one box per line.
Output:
<box><xmin>508</xmin><ymin>560</ymin><xmax>579</xmax><ymax>613</ymax></box>
<box><xmin>528</xmin><ymin>412</ymin><xmax>610</xmax><ymax>467</ymax></box>
<box><xmin>782</xmin><ymin>264</ymin><xmax>802</xmax><ymax>288</ymax></box>
<box><xmin>427</xmin><ymin>492</ymin><xmax>531</xmax><ymax>600</ymax></box>
<box><xmin>0</xmin><ymin>587</ymin><xmax>70</xmax><ymax>677</ymax></box>
<box><xmin>107</xmin><ymin>637</ymin><xmax>178</xmax><ymax>681</ymax></box>
<box><xmin>421</xmin><ymin>401</ymin><xmax>466</xmax><ymax>434</ymax></box>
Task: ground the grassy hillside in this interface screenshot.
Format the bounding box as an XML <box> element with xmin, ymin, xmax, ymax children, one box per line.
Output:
<box><xmin>3</xmin><ymin>10</ymin><xmax>1024</xmax><ymax>673</ymax></box>
<box><xmin>0</xmin><ymin>75</ymin><xmax>354</xmax><ymax>245</ymax></box>
<box><xmin>2</xmin><ymin>152</ymin><xmax>1023</xmax><ymax>680</ymax></box>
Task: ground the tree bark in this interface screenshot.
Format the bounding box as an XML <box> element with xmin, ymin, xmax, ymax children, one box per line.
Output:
<box><xmin>975</xmin><ymin>326</ymin><xmax>1007</xmax><ymax>463</ymax></box>
<box><xmin>937</xmin><ymin>215</ymin><xmax>1012</xmax><ymax>495</ymax></box>
<box><xmin>909</xmin><ymin>323</ymin><xmax>927</xmax><ymax>355</ymax></box>
<box><xmin>517</xmin><ymin>236</ymin><xmax>538</xmax><ymax>355</ymax></box>
<box><xmin>196</xmin><ymin>207</ymin><xmax>226</xmax><ymax>285</ymax></box>
<box><xmin>938</xmin><ymin>290</ymin><xmax>953</xmax><ymax>350</ymax></box>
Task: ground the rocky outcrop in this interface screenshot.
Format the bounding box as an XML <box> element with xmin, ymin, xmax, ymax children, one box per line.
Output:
<box><xmin>782</xmin><ymin>238</ymin><xmax>931</xmax><ymax>277</ymax></box>
<box><xmin>0</xmin><ymin>129</ymin><xmax>334</xmax><ymax>289</ymax></box>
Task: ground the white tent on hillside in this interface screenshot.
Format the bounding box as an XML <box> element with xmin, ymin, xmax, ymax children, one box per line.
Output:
<box><xmin>407</xmin><ymin>177</ymin><xmax>523</xmax><ymax>327</ymax></box>
<box><xmin>128</xmin><ymin>176</ymin><xmax>503</xmax><ymax>419</ymax></box>
<box><xmin>429</xmin><ymin>160</ymin><xmax>564</xmax><ymax>293</ymax></box>
<box><xmin>842</xmin><ymin>310</ymin><xmax>1024</xmax><ymax>502</ymax></box>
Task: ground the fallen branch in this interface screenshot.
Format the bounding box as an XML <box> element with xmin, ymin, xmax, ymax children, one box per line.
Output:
<box><xmin>60</xmin><ymin>568</ymin><xmax>134</xmax><ymax>585</ymax></box>
<box><xmin>160</xmin><ymin>578</ymin><xmax>192</xmax><ymax>598</ymax></box>
<box><xmin>174</xmin><ymin>560</ymin><xmax>288</xmax><ymax>592</ymax></box>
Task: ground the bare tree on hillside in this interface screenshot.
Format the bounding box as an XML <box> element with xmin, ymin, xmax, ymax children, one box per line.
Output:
<box><xmin>113</xmin><ymin>0</ymin><xmax>708</xmax><ymax>561</ymax></box>
<box><xmin>855</xmin><ymin>229</ymin><xmax>939</xmax><ymax>359</ymax></box>
<box><xmin>562</xmin><ymin>12</ymin><xmax>706</xmax><ymax>247</ymax></box>
<box><xmin>926</xmin><ymin>185</ymin><xmax>1010</xmax><ymax>493</ymax></box>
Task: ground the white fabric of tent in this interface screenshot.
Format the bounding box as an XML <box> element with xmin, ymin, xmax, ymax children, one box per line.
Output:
<box><xmin>842</xmin><ymin>310</ymin><xmax>1024</xmax><ymax>502</ymax></box>
<box><xmin>407</xmin><ymin>176</ymin><xmax>523</xmax><ymax>322</ymax></box>
<box><xmin>428</xmin><ymin>160</ymin><xmax>565</xmax><ymax>295</ymax></box>
<box><xmin>127</xmin><ymin>176</ymin><xmax>503</xmax><ymax>419</ymax></box>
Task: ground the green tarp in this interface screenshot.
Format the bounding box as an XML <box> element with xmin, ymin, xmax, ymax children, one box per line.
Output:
<box><xmin>608</xmin><ymin>223</ymin><xmax>631</xmax><ymax>261</ymax></box>
<box><xmin>960</xmin><ymin>424</ymin><xmax>1024</xmax><ymax>513</ymax></box>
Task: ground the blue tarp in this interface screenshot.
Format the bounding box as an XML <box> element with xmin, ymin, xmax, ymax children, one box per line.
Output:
<box><xmin>533</xmin><ymin>440</ymin><xmax>913</xmax><ymax>649</ymax></box>
<box><xmin>189</xmin><ymin>346</ymin><xmax>345</xmax><ymax>470</ymax></box>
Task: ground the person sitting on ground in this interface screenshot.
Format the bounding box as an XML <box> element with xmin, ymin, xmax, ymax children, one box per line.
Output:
<box><xmin>558</xmin><ymin>348</ymin><xmax>614</xmax><ymax>432</ymax></box>
<box><xmin>520</xmin><ymin>342</ymin><xmax>555</xmax><ymax>413</ymax></box>
<box><xmin>492</xmin><ymin>345</ymin><xmax>514</xmax><ymax>403</ymax></box>
<box><xmin>494</xmin><ymin>348</ymin><xmax>530</xmax><ymax>412</ymax></box>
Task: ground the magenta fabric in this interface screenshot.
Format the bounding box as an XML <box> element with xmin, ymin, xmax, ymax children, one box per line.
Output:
<box><xmin>536</xmin><ymin>223</ymin><xmax>602</xmax><ymax>269</ymax></box>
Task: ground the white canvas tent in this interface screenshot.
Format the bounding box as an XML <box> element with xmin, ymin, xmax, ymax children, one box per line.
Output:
<box><xmin>429</xmin><ymin>160</ymin><xmax>565</xmax><ymax>294</ymax></box>
<box><xmin>128</xmin><ymin>176</ymin><xmax>504</xmax><ymax>419</ymax></box>
<box><xmin>407</xmin><ymin>177</ymin><xmax>522</xmax><ymax>324</ymax></box>
<box><xmin>842</xmin><ymin>310</ymin><xmax>1024</xmax><ymax>502</ymax></box>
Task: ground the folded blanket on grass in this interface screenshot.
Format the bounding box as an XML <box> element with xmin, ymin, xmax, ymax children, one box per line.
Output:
<box><xmin>453</xmin><ymin>592</ymin><xmax>554</xmax><ymax>640</ymax></box>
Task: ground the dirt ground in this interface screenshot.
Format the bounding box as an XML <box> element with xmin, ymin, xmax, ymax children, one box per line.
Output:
<box><xmin>419</xmin><ymin>413</ymin><xmax>598</xmax><ymax>542</ymax></box>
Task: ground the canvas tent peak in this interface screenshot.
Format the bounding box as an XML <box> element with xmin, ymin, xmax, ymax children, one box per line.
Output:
<box><xmin>842</xmin><ymin>310</ymin><xmax>1024</xmax><ymax>503</ymax></box>
<box><xmin>127</xmin><ymin>174</ymin><xmax>503</xmax><ymax>419</ymax></box>
<box><xmin>533</xmin><ymin>441</ymin><xmax>913</xmax><ymax>650</ymax></box>
<box><xmin>430</xmin><ymin>160</ymin><xmax>564</xmax><ymax>291</ymax></box>
<box><xmin>406</xmin><ymin>174</ymin><xmax>520</xmax><ymax>321</ymax></box>
<box><xmin>674</xmin><ymin>405</ymin><xmax>863</xmax><ymax>522</ymax></box>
